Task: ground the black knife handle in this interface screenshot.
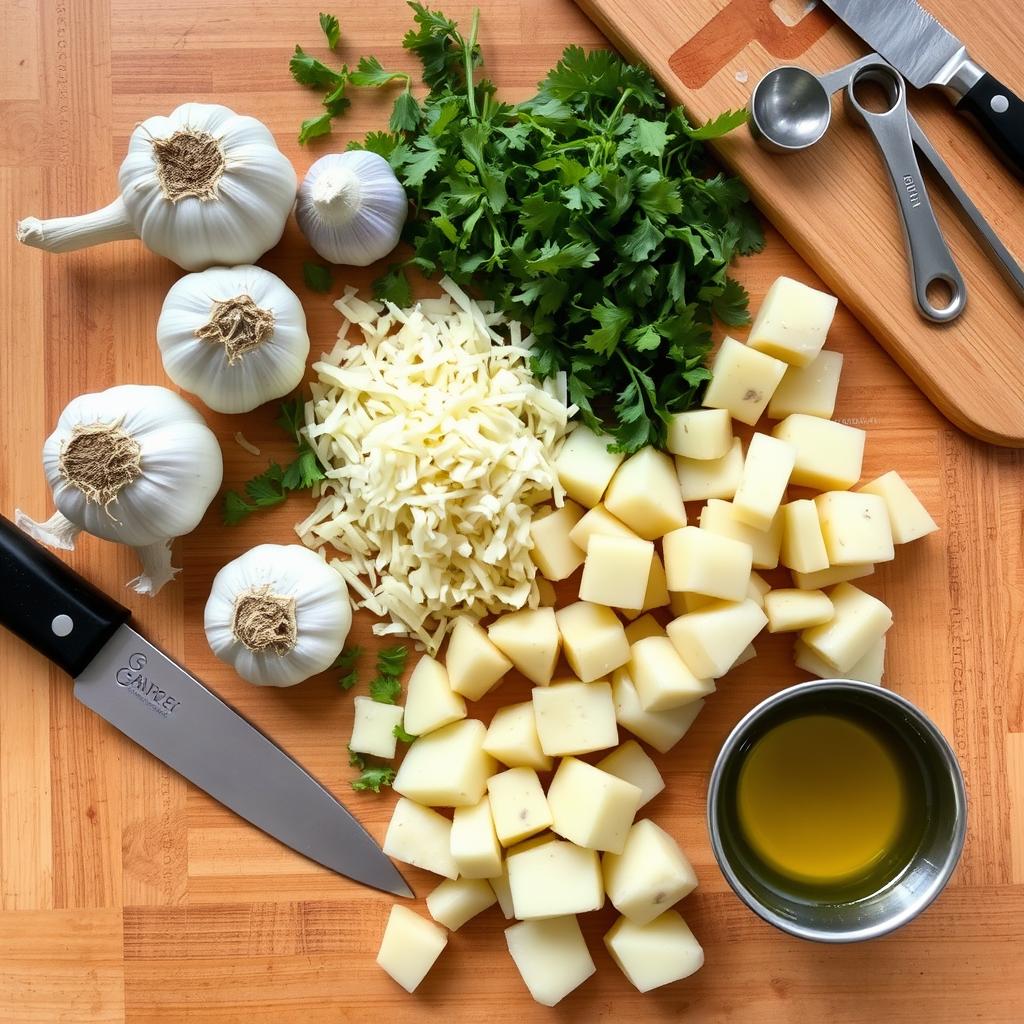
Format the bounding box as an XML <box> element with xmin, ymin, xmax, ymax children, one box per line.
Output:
<box><xmin>0</xmin><ymin>515</ymin><xmax>129</xmax><ymax>677</ymax></box>
<box><xmin>956</xmin><ymin>72</ymin><xmax>1024</xmax><ymax>179</ymax></box>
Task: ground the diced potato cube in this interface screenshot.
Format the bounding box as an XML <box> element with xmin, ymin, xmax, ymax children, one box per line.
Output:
<box><xmin>699</xmin><ymin>498</ymin><xmax>783</xmax><ymax>570</ymax></box>
<box><xmin>665</xmin><ymin>408</ymin><xmax>733</xmax><ymax>460</ymax></box>
<box><xmin>555</xmin><ymin>426</ymin><xmax>624</xmax><ymax>508</ymax></box>
<box><xmin>604</xmin><ymin>447</ymin><xmax>687</xmax><ymax>540</ymax></box>
<box><xmin>800</xmin><ymin>582</ymin><xmax>892</xmax><ymax>672</ymax></box>
<box><xmin>621</xmin><ymin>554</ymin><xmax>670</xmax><ymax>620</ymax></box>
<box><xmin>765</xmin><ymin>588</ymin><xmax>833</xmax><ymax>632</ymax></box>
<box><xmin>383</xmin><ymin>798</ymin><xmax>459</xmax><ymax>879</ymax></box>
<box><xmin>732</xmin><ymin>642</ymin><xmax>757</xmax><ymax>669</ymax></box>
<box><xmin>554</xmin><ymin>602</ymin><xmax>630</xmax><ymax>682</ymax></box>
<box><xmin>663</xmin><ymin>525</ymin><xmax>752</xmax><ymax>601</ymax></box>
<box><xmin>579</xmin><ymin>533</ymin><xmax>655</xmax><ymax>610</ymax></box>
<box><xmin>483</xmin><ymin>701</ymin><xmax>551</xmax><ymax>772</ymax></box>
<box><xmin>791</xmin><ymin>561</ymin><xmax>874</xmax><ymax>589</ymax></box>
<box><xmin>768</xmin><ymin>349</ymin><xmax>844</xmax><ymax>420</ymax></box>
<box><xmin>596</xmin><ymin>740</ymin><xmax>665</xmax><ymax>808</ymax></box>
<box><xmin>446</xmin><ymin>617</ymin><xmax>513</xmax><ymax>701</ymax></box>
<box><xmin>508</xmin><ymin>839</ymin><xmax>604</xmax><ymax>919</ymax></box>
<box><xmin>747</xmin><ymin>571</ymin><xmax>771</xmax><ymax>607</ymax></box>
<box><xmin>676</xmin><ymin>437</ymin><xmax>744</xmax><ymax>502</ymax></box>
<box><xmin>505</xmin><ymin>916</ymin><xmax>596</xmax><ymax>1007</ymax></box>
<box><xmin>487</xmin><ymin>767</ymin><xmax>553</xmax><ymax>847</ymax></box>
<box><xmin>629</xmin><ymin>636</ymin><xmax>715</xmax><ymax>712</ymax></box>
<box><xmin>669</xmin><ymin>591</ymin><xmax>714</xmax><ymax>616</ymax></box>
<box><xmin>529</xmin><ymin>501</ymin><xmax>586</xmax><ymax>581</ymax></box>
<box><xmin>404</xmin><ymin>655</ymin><xmax>466</xmax><ymax>737</ymax></box>
<box><xmin>377</xmin><ymin>905</ymin><xmax>447</xmax><ymax>993</ymax></box>
<box><xmin>349</xmin><ymin>696</ymin><xmax>405</xmax><ymax>759</ymax></box>
<box><xmin>732</xmin><ymin>432</ymin><xmax>796</xmax><ymax>531</ymax></box>
<box><xmin>426</xmin><ymin>877</ymin><xmax>497</xmax><ymax>931</ymax></box>
<box><xmin>701</xmin><ymin>336</ymin><xmax>788</xmax><ymax>425</ymax></box>
<box><xmin>747</xmin><ymin>276</ymin><xmax>838</xmax><ymax>367</ymax></box>
<box><xmin>393</xmin><ymin>719</ymin><xmax>496</xmax><ymax>807</ymax></box>
<box><xmin>667</xmin><ymin>599</ymin><xmax>768</xmax><ymax>678</ymax></box>
<box><xmin>604</xmin><ymin>911</ymin><xmax>703</xmax><ymax>993</ymax></box>
<box><xmin>795</xmin><ymin>635</ymin><xmax>886</xmax><ymax>685</ymax></box>
<box><xmin>781</xmin><ymin>498</ymin><xmax>829</xmax><ymax>574</ymax></box>
<box><xmin>602</xmin><ymin>819</ymin><xmax>698</xmax><ymax>924</ymax></box>
<box><xmin>487</xmin><ymin>607</ymin><xmax>561</xmax><ymax>686</ymax></box>
<box><xmin>488</xmin><ymin>862</ymin><xmax>515</xmax><ymax>919</ymax></box>
<box><xmin>450</xmin><ymin>798</ymin><xmax>502</xmax><ymax>879</ymax></box>
<box><xmin>815</xmin><ymin>491</ymin><xmax>895</xmax><ymax>565</ymax></box>
<box><xmin>547</xmin><ymin>757</ymin><xmax>642</xmax><ymax>854</ymax></box>
<box><xmin>568</xmin><ymin>503</ymin><xmax>640</xmax><ymax>552</ymax></box>
<box><xmin>624</xmin><ymin>613</ymin><xmax>665</xmax><ymax>645</ymax></box>
<box><xmin>859</xmin><ymin>471</ymin><xmax>939</xmax><ymax>544</ymax></box>
<box><xmin>612</xmin><ymin>668</ymin><xmax>705</xmax><ymax>753</ymax></box>
<box><xmin>772</xmin><ymin>414</ymin><xmax>865</xmax><ymax>490</ymax></box>
<box><xmin>532</xmin><ymin>680</ymin><xmax>618</xmax><ymax>756</ymax></box>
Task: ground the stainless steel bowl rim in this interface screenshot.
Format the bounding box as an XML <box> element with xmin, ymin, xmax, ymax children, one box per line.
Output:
<box><xmin>706</xmin><ymin>678</ymin><xmax>968</xmax><ymax>943</ymax></box>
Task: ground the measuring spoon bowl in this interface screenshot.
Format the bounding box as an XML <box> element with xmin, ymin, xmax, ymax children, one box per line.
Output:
<box><xmin>749</xmin><ymin>66</ymin><xmax>832</xmax><ymax>152</ymax></box>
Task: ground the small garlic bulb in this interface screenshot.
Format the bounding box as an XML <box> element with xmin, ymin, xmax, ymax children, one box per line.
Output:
<box><xmin>204</xmin><ymin>544</ymin><xmax>352</xmax><ymax>687</ymax></box>
<box><xmin>18</xmin><ymin>103</ymin><xmax>297</xmax><ymax>271</ymax></box>
<box><xmin>15</xmin><ymin>385</ymin><xmax>223</xmax><ymax>595</ymax></box>
<box><xmin>157</xmin><ymin>265</ymin><xmax>310</xmax><ymax>414</ymax></box>
<box><xmin>295</xmin><ymin>152</ymin><xmax>407</xmax><ymax>267</ymax></box>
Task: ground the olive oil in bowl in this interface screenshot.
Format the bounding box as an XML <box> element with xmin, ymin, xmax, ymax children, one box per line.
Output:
<box><xmin>735</xmin><ymin>710</ymin><xmax>928</xmax><ymax>901</ymax></box>
<box><xmin>707</xmin><ymin>680</ymin><xmax>967</xmax><ymax>942</ymax></box>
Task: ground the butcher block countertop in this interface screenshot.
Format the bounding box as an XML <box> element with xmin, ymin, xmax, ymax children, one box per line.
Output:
<box><xmin>1</xmin><ymin>1</ymin><xmax>1023</xmax><ymax>1021</ymax></box>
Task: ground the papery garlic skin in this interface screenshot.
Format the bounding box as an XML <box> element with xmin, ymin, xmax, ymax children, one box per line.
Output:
<box><xmin>18</xmin><ymin>103</ymin><xmax>297</xmax><ymax>271</ymax></box>
<box><xmin>15</xmin><ymin>385</ymin><xmax>223</xmax><ymax>596</ymax></box>
<box><xmin>157</xmin><ymin>265</ymin><xmax>310</xmax><ymax>414</ymax></box>
<box><xmin>295</xmin><ymin>151</ymin><xmax>407</xmax><ymax>267</ymax></box>
<box><xmin>204</xmin><ymin>544</ymin><xmax>352</xmax><ymax>687</ymax></box>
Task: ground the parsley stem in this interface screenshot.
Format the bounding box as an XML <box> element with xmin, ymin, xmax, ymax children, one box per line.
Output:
<box><xmin>464</xmin><ymin>8</ymin><xmax>480</xmax><ymax>119</ymax></box>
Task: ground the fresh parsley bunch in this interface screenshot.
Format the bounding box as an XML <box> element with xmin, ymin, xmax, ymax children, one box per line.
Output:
<box><xmin>293</xmin><ymin>5</ymin><xmax>764</xmax><ymax>451</ymax></box>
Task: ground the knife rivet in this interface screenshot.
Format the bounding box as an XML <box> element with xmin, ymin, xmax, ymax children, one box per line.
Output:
<box><xmin>51</xmin><ymin>614</ymin><xmax>74</xmax><ymax>638</ymax></box>
<box><xmin>990</xmin><ymin>95</ymin><xmax>1009</xmax><ymax>114</ymax></box>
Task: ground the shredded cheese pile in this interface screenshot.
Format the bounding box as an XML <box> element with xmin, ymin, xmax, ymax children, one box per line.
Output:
<box><xmin>295</xmin><ymin>277</ymin><xmax>572</xmax><ymax>652</ymax></box>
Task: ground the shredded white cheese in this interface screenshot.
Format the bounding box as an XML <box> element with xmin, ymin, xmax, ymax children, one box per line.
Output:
<box><xmin>233</xmin><ymin>431</ymin><xmax>261</xmax><ymax>457</ymax></box>
<box><xmin>295</xmin><ymin>277</ymin><xmax>573</xmax><ymax>653</ymax></box>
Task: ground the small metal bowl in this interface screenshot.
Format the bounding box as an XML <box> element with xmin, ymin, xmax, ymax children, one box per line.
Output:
<box><xmin>749</xmin><ymin>66</ymin><xmax>833</xmax><ymax>152</ymax></box>
<box><xmin>707</xmin><ymin>679</ymin><xmax>967</xmax><ymax>943</ymax></box>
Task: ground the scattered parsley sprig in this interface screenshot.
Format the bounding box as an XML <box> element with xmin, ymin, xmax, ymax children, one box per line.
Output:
<box><xmin>333</xmin><ymin>646</ymin><xmax>363</xmax><ymax>690</ymax></box>
<box><xmin>348</xmin><ymin>748</ymin><xmax>396</xmax><ymax>793</ymax></box>
<box><xmin>368</xmin><ymin>645</ymin><xmax>409</xmax><ymax>704</ymax></box>
<box><xmin>222</xmin><ymin>398</ymin><xmax>327</xmax><ymax>526</ymax></box>
<box><xmin>288</xmin><ymin>3</ymin><xmax>763</xmax><ymax>451</ymax></box>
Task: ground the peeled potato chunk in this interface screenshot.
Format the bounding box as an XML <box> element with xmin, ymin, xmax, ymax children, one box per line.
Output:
<box><xmin>487</xmin><ymin>607</ymin><xmax>561</xmax><ymax>686</ymax></box>
<box><xmin>603</xmin><ymin>446</ymin><xmax>687</xmax><ymax>540</ymax></box>
<box><xmin>546</xmin><ymin>756</ymin><xmax>642</xmax><ymax>854</ymax></box>
<box><xmin>532</xmin><ymin>680</ymin><xmax>619</xmax><ymax>757</ymax></box>
<box><xmin>554</xmin><ymin>601</ymin><xmax>630</xmax><ymax>683</ymax></box>
<box><xmin>487</xmin><ymin>767</ymin><xmax>553</xmax><ymax>847</ymax></box>
<box><xmin>392</xmin><ymin>719</ymin><xmax>496</xmax><ymax>808</ymax></box>
<box><xmin>772</xmin><ymin>414</ymin><xmax>865</xmax><ymax>491</ymax></box>
<box><xmin>507</xmin><ymin>838</ymin><xmax>604</xmax><ymax>920</ymax></box>
<box><xmin>604</xmin><ymin>911</ymin><xmax>704</xmax><ymax>993</ymax></box>
<box><xmin>377</xmin><ymin>904</ymin><xmax>448</xmax><ymax>994</ymax></box>
<box><xmin>665</xmin><ymin>408</ymin><xmax>733</xmax><ymax>460</ymax></box>
<box><xmin>732</xmin><ymin>432</ymin><xmax>796</xmax><ymax>531</ymax></box>
<box><xmin>747</xmin><ymin>276</ymin><xmax>838</xmax><ymax>367</ymax></box>
<box><xmin>859</xmin><ymin>470</ymin><xmax>938</xmax><ymax>544</ymax></box>
<box><xmin>629</xmin><ymin>636</ymin><xmax>715</xmax><ymax>712</ymax></box>
<box><xmin>781</xmin><ymin>498</ymin><xmax>830</xmax><ymax>574</ymax></box>
<box><xmin>815</xmin><ymin>491</ymin><xmax>895</xmax><ymax>565</ymax></box>
<box><xmin>483</xmin><ymin>700</ymin><xmax>552</xmax><ymax>772</ymax></box>
<box><xmin>676</xmin><ymin>437</ymin><xmax>744</xmax><ymax>502</ymax></box>
<box><xmin>349</xmin><ymin>696</ymin><xmax>405</xmax><ymax>759</ymax></box>
<box><xmin>555</xmin><ymin>425</ymin><xmax>624</xmax><ymax>508</ymax></box>
<box><xmin>579</xmin><ymin>533</ymin><xmax>655</xmax><ymax>610</ymax></box>
<box><xmin>529</xmin><ymin>501</ymin><xmax>586</xmax><ymax>581</ymax></box>
<box><xmin>799</xmin><ymin>582</ymin><xmax>892</xmax><ymax>673</ymax></box>
<box><xmin>701</xmin><ymin>336</ymin><xmax>787</xmax><ymax>425</ymax></box>
<box><xmin>663</xmin><ymin>525</ymin><xmax>753</xmax><ymax>601</ymax></box>
<box><xmin>383</xmin><ymin>798</ymin><xmax>459</xmax><ymax>879</ymax></box>
<box><xmin>596</xmin><ymin>740</ymin><xmax>665</xmax><ymax>808</ymax></box>
<box><xmin>426</xmin><ymin>877</ymin><xmax>497</xmax><ymax>931</ymax></box>
<box><xmin>404</xmin><ymin>655</ymin><xmax>467</xmax><ymax>737</ymax></box>
<box><xmin>612</xmin><ymin>667</ymin><xmax>705</xmax><ymax>754</ymax></box>
<box><xmin>666</xmin><ymin>598</ymin><xmax>768</xmax><ymax>679</ymax></box>
<box><xmin>699</xmin><ymin>498</ymin><xmax>784</xmax><ymax>571</ymax></box>
<box><xmin>450</xmin><ymin>797</ymin><xmax>503</xmax><ymax>879</ymax></box>
<box><xmin>768</xmin><ymin>349</ymin><xmax>844</xmax><ymax>420</ymax></box>
<box><xmin>764</xmin><ymin>588</ymin><xmax>834</xmax><ymax>632</ymax></box>
<box><xmin>505</xmin><ymin>915</ymin><xmax>596</xmax><ymax>1007</ymax></box>
<box><xmin>446</xmin><ymin>617</ymin><xmax>512</xmax><ymax>701</ymax></box>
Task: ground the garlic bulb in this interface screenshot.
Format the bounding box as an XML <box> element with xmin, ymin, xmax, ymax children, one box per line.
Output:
<box><xmin>15</xmin><ymin>385</ymin><xmax>223</xmax><ymax>596</ymax></box>
<box><xmin>204</xmin><ymin>544</ymin><xmax>352</xmax><ymax>687</ymax></box>
<box><xmin>17</xmin><ymin>103</ymin><xmax>297</xmax><ymax>271</ymax></box>
<box><xmin>295</xmin><ymin>152</ymin><xmax>407</xmax><ymax>267</ymax></box>
<box><xmin>157</xmin><ymin>265</ymin><xmax>310</xmax><ymax>414</ymax></box>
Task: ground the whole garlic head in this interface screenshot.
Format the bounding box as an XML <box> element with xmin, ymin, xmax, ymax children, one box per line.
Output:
<box><xmin>295</xmin><ymin>151</ymin><xmax>407</xmax><ymax>267</ymax></box>
<box><xmin>156</xmin><ymin>265</ymin><xmax>310</xmax><ymax>414</ymax></box>
<box><xmin>204</xmin><ymin>544</ymin><xmax>352</xmax><ymax>687</ymax></box>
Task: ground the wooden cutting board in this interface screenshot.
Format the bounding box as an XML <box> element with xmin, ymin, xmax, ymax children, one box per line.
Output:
<box><xmin>577</xmin><ymin>0</ymin><xmax>1024</xmax><ymax>447</ymax></box>
<box><xmin>1</xmin><ymin>1</ymin><xmax>1023</xmax><ymax>1023</ymax></box>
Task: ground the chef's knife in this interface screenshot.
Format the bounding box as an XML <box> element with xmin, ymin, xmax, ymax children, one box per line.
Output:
<box><xmin>822</xmin><ymin>0</ymin><xmax>1024</xmax><ymax>178</ymax></box>
<box><xmin>0</xmin><ymin>515</ymin><xmax>411</xmax><ymax>898</ymax></box>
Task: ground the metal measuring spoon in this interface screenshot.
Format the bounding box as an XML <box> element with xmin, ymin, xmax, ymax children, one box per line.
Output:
<box><xmin>749</xmin><ymin>58</ymin><xmax>966</xmax><ymax>322</ymax></box>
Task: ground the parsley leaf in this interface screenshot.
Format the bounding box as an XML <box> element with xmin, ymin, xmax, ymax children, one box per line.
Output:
<box><xmin>290</xmin><ymin>45</ymin><xmax>344</xmax><ymax>89</ymax></box>
<box><xmin>348</xmin><ymin>747</ymin><xmax>366</xmax><ymax>770</ymax></box>
<box><xmin>377</xmin><ymin>645</ymin><xmax>409</xmax><ymax>677</ymax></box>
<box><xmin>298</xmin><ymin>113</ymin><xmax>333</xmax><ymax>145</ymax></box>
<box><xmin>369</xmin><ymin>675</ymin><xmax>402</xmax><ymax>704</ymax></box>
<box><xmin>339</xmin><ymin>669</ymin><xmax>359</xmax><ymax>691</ymax></box>
<box><xmin>319</xmin><ymin>12</ymin><xmax>341</xmax><ymax>50</ymax></box>
<box><xmin>349</xmin><ymin>55</ymin><xmax>409</xmax><ymax>88</ymax></box>
<box><xmin>351</xmin><ymin>765</ymin><xmax>396</xmax><ymax>793</ymax></box>
<box><xmin>681</xmin><ymin>107</ymin><xmax>748</xmax><ymax>140</ymax></box>
<box><xmin>303</xmin><ymin>261</ymin><xmax>333</xmax><ymax>292</ymax></box>
<box><xmin>393</xmin><ymin>723</ymin><xmax>418</xmax><ymax>743</ymax></box>
<box><xmin>712</xmin><ymin>276</ymin><xmax>753</xmax><ymax>326</ymax></box>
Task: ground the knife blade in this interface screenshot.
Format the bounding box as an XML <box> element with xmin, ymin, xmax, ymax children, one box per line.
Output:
<box><xmin>822</xmin><ymin>0</ymin><xmax>1024</xmax><ymax>178</ymax></box>
<box><xmin>0</xmin><ymin>516</ymin><xmax>411</xmax><ymax>898</ymax></box>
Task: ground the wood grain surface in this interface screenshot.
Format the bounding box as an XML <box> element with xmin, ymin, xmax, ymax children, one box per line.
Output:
<box><xmin>576</xmin><ymin>0</ymin><xmax>1024</xmax><ymax>447</ymax></box>
<box><xmin>1</xmin><ymin>1</ymin><xmax>1023</xmax><ymax>1022</ymax></box>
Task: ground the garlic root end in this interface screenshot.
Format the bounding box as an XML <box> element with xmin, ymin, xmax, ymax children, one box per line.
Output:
<box><xmin>16</xmin><ymin>197</ymin><xmax>138</xmax><ymax>254</ymax></box>
<box><xmin>128</xmin><ymin>539</ymin><xmax>181</xmax><ymax>597</ymax></box>
<box><xmin>14</xmin><ymin>509</ymin><xmax>81</xmax><ymax>550</ymax></box>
